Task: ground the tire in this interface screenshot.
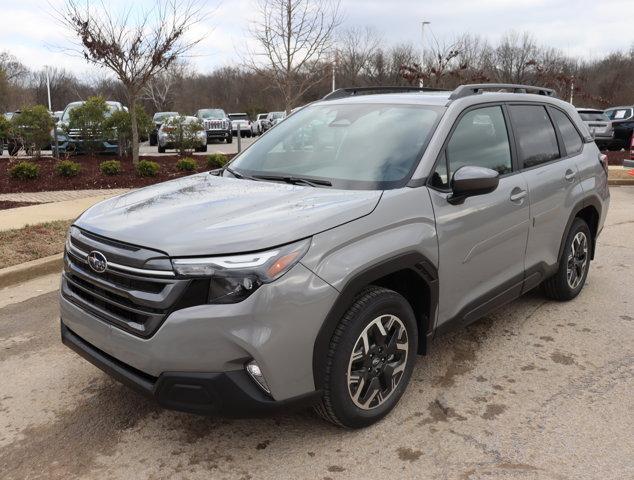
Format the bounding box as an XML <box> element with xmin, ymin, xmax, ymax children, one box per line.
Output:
<box><xmin>226</xmin><ymin>136</ymin><xmax>232</xmax><ymax>144</ymax></box>
<box><xmin>315</xmin><ymin>286</ymin><xmax>418</xmax><ymax>428</ymax></box>
<box><xmin>158</xmin><ymin>145</ymin><xmax>166</xmax><ymax>153</ymax></box>
<box><xmin>197</xmin><ymin>144</ymin><xmax>208</xmax><ymax>152</ymax></box>
<box><xmin>543</xmin><ymin>218</ymin><xmax>592</xmax><ymax>301</ymax></box>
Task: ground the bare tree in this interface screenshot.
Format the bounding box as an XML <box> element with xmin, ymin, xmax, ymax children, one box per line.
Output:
<box><xmin>143</xmin><ymin>61</ymin><xmax>189</xmax><ymax>112</ymax></box>
<box><xmin>246</xmin><ymin>0</ymin><xmax>342</xmax><ymax>112</ymax></box>
<box><xmin>337</xmin><ymin>26</ymin><xmax>382</xmax><ymax>85</ymax></box>
<box><xmin>55</xmin><ymin>0</ymin><xmax>205</xmax><ymax>165</ymax></box>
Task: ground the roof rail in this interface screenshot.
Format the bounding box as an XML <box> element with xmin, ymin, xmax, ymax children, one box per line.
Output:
<box><xmin>449</xmin><ymin>83</ymin><xmax>557</xmax><ymax>100</ymax></box>
<box><xmin>322</xmin><ymin>86</ymin><xmax>449</xmax><ymax>101</ymax></box>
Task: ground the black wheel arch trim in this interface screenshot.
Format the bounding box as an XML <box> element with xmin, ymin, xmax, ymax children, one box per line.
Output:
<box><xmin>312</xmin><ymin>251</ymin><xmax>438</xmax><ymax>391</ymax></box>
<box><xmin>558</xmin><ymin>195</ymin><xmax>602</xmax><ymax>262</ymax></box>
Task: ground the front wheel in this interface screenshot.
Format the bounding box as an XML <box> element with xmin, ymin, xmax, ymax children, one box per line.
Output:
<box><xmin>315</xmin><ymin>286</ymin><xmax>417</xmax><ymax>428</ymax></box>
<box><xmin>544</xmin><ymin>218</ymin><xmax>592</xmax><ymax>301</ymax></box>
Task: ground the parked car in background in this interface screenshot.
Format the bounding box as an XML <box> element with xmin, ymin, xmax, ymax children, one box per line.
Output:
<box><xmin>577</xmin><ymin>108</ymin><xmax>614</xmax><ymax>150</ymax></box>
<box><xmin>54</xmin><ymin>100</ymin><xmax>125</xmax><ymax>155</ymax></box>
<box><xmin>195</xmin><ymin>108</ymin><xmax>232</xmax><ymax>144</ymax></box>
<box><xmin>266</xmin><ymin>111</ymin><xmax>286</xmax><ymax>128</ymax></box>
<box><xmin>150</xmin><ymin>111</ymin><xmax>179</xmax><ymax>146</ymax></box>
<box><xmin>228</xmin><ymin>113</ymin><xmax>252</xmax><ymax>137</ymax></box>
<box><xmin>157</xmin><ymin>115</ymin><xmax>207</xmax><ymax>153</ymax></box>
<box><xmin>604</xmin><ymin>106</ymin><xmax>634</xmax><ymax>150</ymax></box>
<box><xmin>252</xmin><ymin>113</ymin><xmax>268</xmax><ymax>136</ymax></box>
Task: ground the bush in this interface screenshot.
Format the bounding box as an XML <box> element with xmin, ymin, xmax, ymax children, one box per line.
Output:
<box><xmin>206</xmin><ymin>153</ymin><xmax>228</xmax><ymax>169</ymax></box>
<box><xmin>55</xmin><ymin>160</ymin><xmax>81</xmax><ymax>177</ymax></box>
<box><xmin>176</xmin><ymin>157</ymin><xmax>197</xmax><ymax>171</ymax></box>
<box><xmin>100</xmin><ymin>160</ymin><xmax>122</xmax><ymax>176</ymax></box>
<box><xmin>10</xmin><ymin>105</ymin><xmax>54</xmax><ymax>157</ymax></box>
<box><xmin>136</xmin><ymin>160</ymin><xmax>160</xmax><ymax>177</ymax></box>
<box><xmin>9</xmin><ymin>161</ymin><xmax>40</xmax><ymax>180</ymax></box>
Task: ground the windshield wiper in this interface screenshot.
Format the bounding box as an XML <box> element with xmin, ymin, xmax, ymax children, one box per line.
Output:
<box><xmin>222</xmin><ymin>166</ymin><xmax>258</xmax><ymax>181</ymax></box>
<box><xmin>253</xmin><ymin>175</ymin><xmax>332</xmax><ymax>187</ymax></box>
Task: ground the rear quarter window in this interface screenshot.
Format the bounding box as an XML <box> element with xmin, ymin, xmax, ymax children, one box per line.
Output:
<box><xmin>550</xmin><ymin>108</ymin><xmax>583</xmax><ymax>156</ymax></box>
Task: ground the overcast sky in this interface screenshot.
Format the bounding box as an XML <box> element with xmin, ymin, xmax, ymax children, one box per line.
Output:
<box><xmin>1</xmin><ymin>0</ymin><xmax>631</xmax><ymax>77</ymax></box>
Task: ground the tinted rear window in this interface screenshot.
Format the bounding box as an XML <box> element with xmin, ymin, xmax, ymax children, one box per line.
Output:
<box><xmin>605</xmin><ymin>108</ymin><xmax>633</xmax><ymax>120</ymax></box>
<box><xmin>509</xmin><ymin>105</ymin><xmax>560</xmax><ymax>168</ymax></box>
<box><xmin>551</xmin><ymin>108</ymin><xmax>583</xmax><ymax>156</ymax></box>
<box><xmin>579</xmin><ymin>111</ymin><xmax>609</xmax><ymax>122</ymax></box>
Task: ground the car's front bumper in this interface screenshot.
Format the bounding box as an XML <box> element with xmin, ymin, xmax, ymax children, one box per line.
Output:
<box><xmin>205</xmin><ymin>129</ymin><xmax>231</xmax><ymax>140</ymax></box>
<box><xmin>61</xmin><ymin>322</ymin><xmax>321</xmax><ymax>416</ymax></box>
<box><xmin>60</xmin><ymin>262</ymin><xmax>338</xmax><ymax>407</ymax></box>
<box><xmin>54</xmin><ymin>139</ymin><xmax>118</xmax><ymax>154</ymax></box>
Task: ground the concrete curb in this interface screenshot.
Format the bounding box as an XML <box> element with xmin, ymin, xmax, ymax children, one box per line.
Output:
<box><xmin>0</xmin><ymin>254</ymin><xmax>62</xmax><ymax>289</ymax></box>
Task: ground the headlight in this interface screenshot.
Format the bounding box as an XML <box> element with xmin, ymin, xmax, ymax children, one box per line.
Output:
<box><xmin>172</xmin><ymin>238</ymin><xmax>311</xmax><ymax>304</ymax></box>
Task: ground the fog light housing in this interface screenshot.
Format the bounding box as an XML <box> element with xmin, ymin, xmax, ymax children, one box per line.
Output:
<box><xmin>246</xmin><ymin>360</ymin><xmax>270</xmax><ymax>394</ymax></box>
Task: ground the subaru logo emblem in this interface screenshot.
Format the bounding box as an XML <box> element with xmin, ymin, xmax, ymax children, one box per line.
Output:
<box><xmin>87</xmin><ymin>251</ymin><xmax>108</xmax><ymax>273</ymax></box>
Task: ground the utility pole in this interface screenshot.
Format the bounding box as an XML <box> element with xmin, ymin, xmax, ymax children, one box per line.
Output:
<box><xmin>569</xmin><ymin>75</ymin><xmax>575</xmax><ymax>104</ymax></box>
<box><xmin>419</xmin><ymin>21</ymin><xmax>430</xmax><ymax>88</ymax></box>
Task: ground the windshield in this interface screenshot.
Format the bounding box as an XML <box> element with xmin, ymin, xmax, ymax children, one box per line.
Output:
<box><xmin>579</xmin><ymin>111</ymin><xmax>609</xmax><ymax>122</ymax></box>
<box><xmin>229</xmin><ymin>103</ymin><xmax>443</xmax><ymax>190</ymax></box>
<box><xmin>61</xmin><ymin>102</ymin><xmax>119</xmax><ymax>123</ymax></box>
<box><xmin>153</xmin><ymin>112</ymin><xmax>178</xmax><ymax>122</ymax></box>
<box><xmin>257</xmin><ymin>114</ymin><xmax>268</xmax><ymax>120</ymax></box>
<box><xmin>198</xmin><ymin>109</ymin><xmax>226</xmax><ymax>119</ymax></box>
<box><xmin>605</xmin><ymin>108</ymin><xmax>632</xmax><ymax>120</ymax></box>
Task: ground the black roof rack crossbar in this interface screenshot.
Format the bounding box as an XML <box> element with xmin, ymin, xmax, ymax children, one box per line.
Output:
<box><xmin>448</xmin><ymin>83</ymin><xmax>557</xmax><ymax>100</ymax></box>
<box><xmin>322</xmin><ymin>86</ymin><xmax>449</xmax><ymax>101</ymax></box>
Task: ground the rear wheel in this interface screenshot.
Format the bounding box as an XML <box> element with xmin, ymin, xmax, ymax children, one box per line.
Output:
<box><xmin>544</xmin><ymin>218</ymin><xmax>591</xmax><ymax>301</ymax></box>
<box><xmin>315</xmin><ymin>286</ymin><xmax>417</xmax><ymax>428</ymax></box>
<box><xmin>158</xmin><ymin>145</ymin><xmax>166</xmax><ymax>153</ymax></box>
<box><xmin>226</xmin><ymin>136</ymin><xmax>232</xmax><ymax>144</ymax></box>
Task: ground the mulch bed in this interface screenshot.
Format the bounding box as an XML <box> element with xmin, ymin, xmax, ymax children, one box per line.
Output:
<box><xmin>0</xmin><ymin>200</ymin><xmax>39</xmax><ymax>210</ymax></box>
<box><xmin>0</xmin><ymin>154</ymin><xmax>235</xmax><ymax>193</ymax></box>
<box><xmin>603</xmin><ymin>150</ymin><xmax>630</xmax><ymax>166</ymax></box>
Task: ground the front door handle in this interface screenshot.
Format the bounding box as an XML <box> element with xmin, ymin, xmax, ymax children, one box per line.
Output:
<box><xmin>510</xmin><ymin>189</ymin><xmax>527</xmax><ymax>202</ymax></box>
<box><xmin>564</xmin><ymin>169</ymin><xmax>576</xmax><ymax>182</ymax></box>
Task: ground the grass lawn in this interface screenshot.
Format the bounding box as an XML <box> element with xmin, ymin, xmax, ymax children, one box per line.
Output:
<box><xmin>0</xmin><ymin>220</ymin><xmax>72</xmax><ymax>269</ymax></box>
<box><xmin>609</xmin><ymin>167</ymin><xmax>634</xmax><ymax>181</ymax></box>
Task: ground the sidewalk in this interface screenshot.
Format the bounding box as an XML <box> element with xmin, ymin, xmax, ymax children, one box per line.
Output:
<box><xmin>0</xmin><ymin>188</ymin><xmax>130</xmax><ymax>203</ymax></box>
<box><xmin>0</xmin><ymin>189</ymin><xmax>130</xmax><ymax>232</ymax></box>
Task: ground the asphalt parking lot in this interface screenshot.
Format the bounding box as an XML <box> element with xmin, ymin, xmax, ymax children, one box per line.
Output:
<box><xmin>3</xmin><ymin>137</ymin><xmax>257</xmax><ymax>158</ymax></box>
<box><xmin>0</xmin><ymin>187</ymin><xmax>632</xmax><ymax>480</ymax></box>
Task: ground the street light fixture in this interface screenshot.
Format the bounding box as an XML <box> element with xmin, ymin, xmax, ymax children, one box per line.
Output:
<box><xmin>420</xmin><ymin>21</ymin><xmax>431</xmax><ymax>88</ymax></box>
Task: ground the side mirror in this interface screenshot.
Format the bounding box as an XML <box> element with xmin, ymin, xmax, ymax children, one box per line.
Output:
<box><xmin>448</xmin><ymin>165</ymin><xmax>499</xmax><ymax>204</ymax></box>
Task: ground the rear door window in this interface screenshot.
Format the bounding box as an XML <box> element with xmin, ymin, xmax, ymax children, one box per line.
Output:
<box><xmin>550</xmin><ymin>108</ymin><xmax>583</xmax><ymax>156</ymax></box>
<box><xmin>508</xmin><ymin>105</ymin><xmax>560</xmax><ymax>168</ymax></box>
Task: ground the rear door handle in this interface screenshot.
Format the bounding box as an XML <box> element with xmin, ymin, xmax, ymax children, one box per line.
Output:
<box><xmin>564</xmin><ymin>169</ymin><xmax>576</xmax><ymax>182</ymax></box>
<box><xmin>510</xmin><ymin>189</ymin><xmax>527</xmax><ymax>202</ymax></box>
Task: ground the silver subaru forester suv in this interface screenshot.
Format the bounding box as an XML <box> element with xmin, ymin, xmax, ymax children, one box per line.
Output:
<box><xmin>60</xmin><ymin>84</ymin><xmax>609</xmax><ymax>428</ymax></box>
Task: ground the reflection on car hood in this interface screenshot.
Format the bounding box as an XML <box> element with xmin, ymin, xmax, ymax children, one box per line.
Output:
<box><xmin>75</xmin><ymin>173</ymin><xmax>382</xmax><ymax>256</ymax></box>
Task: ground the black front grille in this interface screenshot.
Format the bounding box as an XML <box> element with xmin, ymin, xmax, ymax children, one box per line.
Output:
<box><xmin>62</xmin><ymin>229</ymin><xmax>208</xmax><ymax>338</ymax></box>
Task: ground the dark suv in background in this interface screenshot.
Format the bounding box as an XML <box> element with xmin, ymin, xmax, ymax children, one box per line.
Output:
<box><xmin>604</xmin><ymin>105</ymin><xmax>634</xmax><ymax>150</ymax></box>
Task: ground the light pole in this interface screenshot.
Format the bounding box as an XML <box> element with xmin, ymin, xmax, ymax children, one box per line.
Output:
<box><xmin>44</xmin><ymin>66</ymin><xmax>52</xmax><ymax>111</ymax></box>
<box><xmin>420</xmin><ymin>21</ymin><xmax>430</xmax><ymax>88</ymax></box>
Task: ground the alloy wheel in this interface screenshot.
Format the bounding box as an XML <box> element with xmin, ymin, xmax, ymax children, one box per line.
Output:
<box><xmin>347</xmin><ymin>314</ymin><xmax>408</xmax><ymax>410</ymax></box>
<box><xmin>566</xmin><ymin>231</ymin><xmax>588</xmax><ymax>289</ymax></box>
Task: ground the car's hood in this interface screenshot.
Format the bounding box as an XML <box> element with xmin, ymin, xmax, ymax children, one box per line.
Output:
<box><xmin>75</xmin><ymin>173</ymin><xmax>382</xmax><ymax>256</ymax></box>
